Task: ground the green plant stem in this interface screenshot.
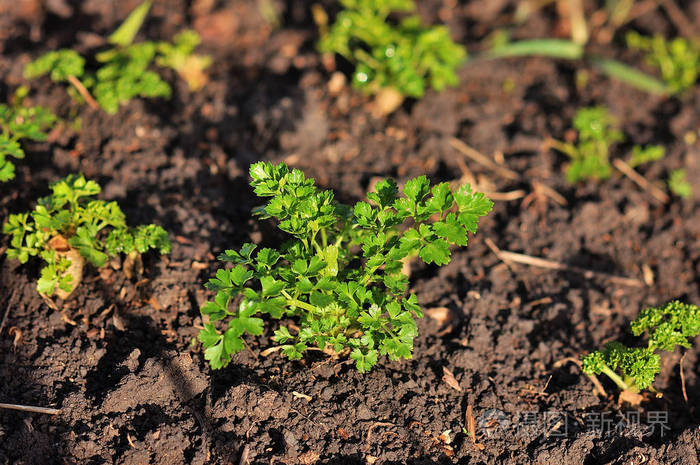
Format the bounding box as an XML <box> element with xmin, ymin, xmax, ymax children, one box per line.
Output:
<box><xmin>360</xmin><ymin>268</ymin><xmax>379</xmax><ymax>286</ymax></box>
<box><xmin>609</xmin><ymin>0</ymin><xmax>635</xmax><ymax>27</ymax></box>
<box><xmin>311</xmin><ymin>231</ymin><xmax>323</xmax><ymax>254</ymax></box>
<box><xmin>353</xmin><ymin>49</ymin><xmax>381</xmax><ymax>71</ymax></box>
<box><xmin>320</xmin><ymin>228</ymin><xmax>328</xmax><ymax>248</ymax></box>
<box><xmin>600</xmin><ymin>364</ymin><xmax>632</xmax><ymax>391</ymax></box>
<box><xmin>590</xmin><ymin>57</ymin><xmax>669</xmax><ymax>95</ymax></box>
<box><xmin>281</xmin><ymin>290</ymin><xmax>318</xmax><ymax>313</ymax></box>
<box><xmin>488</xmin><ymin>39</ymin><xmax>584</xmax><ymax>60</ymax></box>
<box><xmin>548</xmin><ymin>139</ymin><xmax>577</xmax><ymax>158</ymax></box>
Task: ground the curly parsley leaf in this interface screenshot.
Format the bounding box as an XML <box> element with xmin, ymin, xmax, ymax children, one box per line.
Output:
<box><xmin>199</xmin><ymin>162</ymin><xmax>491</xmax><ymax>372</ymax></box>
<box><xmin>2</xmin><ymin>174</ymin><xmax>170</xmax><ymax>297</ymax></box>
<box><xmin>582</xmin><ymin>300</ymin><xmax>700</xmax><ymax>392</ymax></box>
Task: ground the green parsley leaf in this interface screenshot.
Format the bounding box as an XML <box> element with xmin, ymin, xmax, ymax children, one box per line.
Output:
<box><xmin>198</xmin><ymin>162</ymin><xmax>491</xmax><ymax>372</ymax></box>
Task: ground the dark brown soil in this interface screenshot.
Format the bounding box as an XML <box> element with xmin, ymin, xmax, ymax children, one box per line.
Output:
<box><xmin>1</xmin><ymin>1</ymin><xmax>699</xmax><ymax>464</ymax></box>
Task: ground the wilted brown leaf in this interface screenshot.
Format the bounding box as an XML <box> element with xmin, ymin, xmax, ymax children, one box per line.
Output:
<box><xmin>466</xmin><ymin>404</ymin><xmax>485</xmax><ymax>450</ymax></box>
<box><xmin>442</xmin><ymin>366</ymin><xmax>462</xmax><ymax>392</ymax></box>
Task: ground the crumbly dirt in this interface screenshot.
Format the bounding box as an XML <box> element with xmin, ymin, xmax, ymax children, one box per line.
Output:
<box><xmin>1</xmin><ymin>1</ymin><xmax>699</xmax><ymax>464</ymax></box>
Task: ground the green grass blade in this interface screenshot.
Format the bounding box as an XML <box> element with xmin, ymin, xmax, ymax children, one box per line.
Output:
<box><xmin>109</xmin><ymin>1</ymin><xmax>152</xmax><ymax>47</ymax></box>
<box><xmin>591</xmin><ymin>57</ymin><xmax>669</xmax><ymax>95</ymax></box>
<box><xmin>489</xmin><ymin>39</ymin><xmax>583</xmax><ymax>60</ymax></box>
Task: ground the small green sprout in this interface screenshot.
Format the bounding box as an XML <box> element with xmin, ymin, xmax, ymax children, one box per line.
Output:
<box><xmin>550</xmin><ymin>106</ymin><xmax>623</xmax><ymax>183</ymax></box>
<box><xmin>668</xmin><ymin>169</ymin><xmax>692</xmax><ymax>199</ymax></box>
<box><xmin>24</xmin><ymin>1</ymin><xmax>208</xmax><ymax>114</ymax></box>
<box><xmin>318</xmin><ymin>0</ymin><xmax>466</xmax><ymax>101</ymax></box>
<box><xmin>24</xmin><ymin>49</ymin><xmax>86</xmax><ymax>83</ymax></box>
<box><xmin>91</xmin><ymin>42</ymin><xmax>171</xmax><ymax>114</ymax></box>
<box><xmin>157</xmin><ymin>30</ymin><xmax>212</xmax><ymax>91</ymax></box>
<box><xmin>582</xmin><ymin>301</ymin><xmax>700</xmax><ymax>393</ymax></box>
<box><xmin>108</xmin><ymin>0</ymin><xmax>153</xmax><ymax>47</ymax></box>
<box><xmin>3</xmin><ymin>174</ymin><xmax>171</xmax><ymax>298</ymax></box>
<box><xmin>198</xmin><ymin>162</ymin><xmax>492</xmax><ymax>372</ymax></box>
<box><xmin>0</xmin><ymin>94</ymin><xmax>56</xmax><ymax>182</ymax></box>
<box><xmin>627</xmin><ymin>144</ymin><xmax>665</xmax><ymax>168</ymax></box>
<box><xmin>626</xmin><ymin>32</ymin><xmax>700</xmax><ymax>94</ymax></box>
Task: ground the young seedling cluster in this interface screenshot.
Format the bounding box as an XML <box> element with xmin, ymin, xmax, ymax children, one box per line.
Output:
<box><xmin>550</xmin><ymin>106</ymin><xmax>623</xmax><ymax>183</ymax></box>
<box><xmin>199</xmin><ymin>162</ymin><xmax>492</xmax><ymax>372</ymax></box>
<box><xmin>626</xmin><ymin>32</ymin><xmax>700</xmax><ymax>94</ymax></box>
<box><xmin>24</xmin><ymin>1</ymin><xmax>209</xmax><ymax>114</ymax></box>
<box><xmin>582</xmin><ymin>301</ymin><xmax>700</xmax><ymax>393</ymax></box>
<box><xmin>0</xmin><ymin>90</ymin><xmax>56</xmax><ymax>182</ymax></box>
<box><xmin>156</xmin><ymin>30</ymin><xmax>212</xmax><ymax>91</ymax></box>
<box><xmin>3</xmin><ymin>174</ymin><xmax>171</xmax><ymax>298</ymax></box>
<box><xmin>318</xmin><ymin>0</ymin><xmax>466</xmax><ymax>104</ymax></box>
<box><xmin>627</xmin><ymin>145</ymin><xmax>665</xmax><ymax>168</ymax></box>
<box><xmin>668</xmin><ymin>169</ymin><xmax>692</xmax><ymax>199</ymax></box>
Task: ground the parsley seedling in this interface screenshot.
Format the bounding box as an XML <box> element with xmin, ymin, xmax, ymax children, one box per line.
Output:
<box><xmin>199</xmin><ymin>162</ymin><xmax>492</xmax><ymax>372</ymax></box>
<box><xmin>318</xmin><ymin>0</ymin><xmax>466</xmax><ymax>102</ymax></box>
<box><xmin>3</xmin><ymin>174</ymin><xmax>171</xmax><ymax>298</ymax></box>
<box><xmin>156</xmin><ymin>30</ymin><xmax>212</xmax><ymax>91</ymax></box>
<box><xmin>550</xmin><ymin>106</ymin><xmax>623</xmax><ymax>183</ymax></box>
<box><xmin>24</xmin><ymin>1</ymin><xmax>208</xmax><ymax>114</ymax></box>
<box><xmin>668</xmin><ymin>169</ymin><xmax>692</xmax><ymax>199</ymax></box>
<box><xmin>0</xmin><ymin>90</ymin><xmax>56</xmax><ymax>182</ymax></box>
<box><xmin>582</xmin><ymin>301</ymin><xmax>700</xmax><ymax>393</ymax></box>
<box><xmin>626</xmin><ymin>32</ymin><xmax>700</xmax><ymax>94</ymax></box>
<box><xmin>90</xmin><ymin>41</ymin><xmax>172</xmax><ymax>114</ymax></box>
<box><xmin>24</xmin><ymin>49</ymin><xmax>85</xmax><ymax>86</ymax></box>
<box><xmin>627</xmin><ymin>144</ymin><xmax>665</xmax><ymax>168</ymax></box>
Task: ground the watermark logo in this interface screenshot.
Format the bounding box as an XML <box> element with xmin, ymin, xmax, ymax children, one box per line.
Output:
<box><xmin>476</xmin><ymin>409</ymin><xmax>670</xmax><ymax>438</ymax></box>
<box><xmin>478</xmin><ymin>409</ymin><xmax>510</xmax><ymax>436</ymax></box>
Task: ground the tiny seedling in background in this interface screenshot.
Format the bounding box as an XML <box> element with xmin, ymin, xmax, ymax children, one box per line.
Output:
<box><xmin>3</xmin><ymin>174</ymin><xmax>171</xmax><ymax>299</ymax></box>
<box><xmin>582</xmin><ymin>301</ymin><xmax>700</xmax><ymax>394</ymax></box>
<box><xmin>483</xmin><ymin>28</ymin><xmax>669</xmax><ymax>96</ymax></box>
<box><xmin>668</xmin><ymin>169</ymin><xmax>692</xmax><ymax>199</ymax></box>
<box><xmin>626</xmin><ymin>32</ymin><xmax>700</xmax><ymax>94</ymax></box>
<box><xmin>549</xmin><ymin>106</ymin><xmax>623</xmax><ymax>183</ymax></box>
<box><xmin>24</xmin><ymin>1</ymin><xmax>209</xmax><ymax>114</ymax></box>
<box><xmin>0</xmin><ymin>88</ymin><xmax>56</xmax><ymax>182</ymax></box>
<box><xmin>627</xmin><ymin>144</ymin><xmax>665</xmax><ymax>168</ymax></box>
<box><xmin>198</xmin><ymin>162</ymin><xmax>492</xmax><ymax>372</ymax></box>
<box><xmin>23</xmin><ymin>49</ymin><xmax>85</xmax><ymax>89</ymax></box>
<box><xmin>318</xmin><ymin>0</ymin><xmax>466</xmax><ymax>113</ymax></box>
<box><xmin>157</xmin><ymin>30</ymin><xmax>212</xmax><ymax>91</ymax></box>
<box><xmin>90</xmin><ymin>41</ymin><xmax>171</xmax><ymax>114</ymax></box>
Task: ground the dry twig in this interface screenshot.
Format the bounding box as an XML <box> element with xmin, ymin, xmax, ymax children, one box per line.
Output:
<box><xmin>449</xmin><ymin>137</ymin><xmax>567</xmax><ymax>206</ymax></box>
<box><xmin>484</xmin><ymin>238</ymin><xmax>645</xmax><ymax>287</ymax></box>
<box><xmin>67</xmin><ymin>75</ymin><xmax>100</xmax><ymax>111</ymax></box>
<box><xmin>483</xmin><ymin>190</ymin><xmax>527</xmax><ymax>201</ymax></box>
<box><xmin>620</xmin><ymin>0</ymin><xmax>659</xmax><ymax>26</ymax></box>
<box><xmin>465</xmin><ymin>404</ymin><xmax>485</xmax><ymax>450</ymax></box>
<box><xmin>680</xmin><ymin>352</ymin><xmax>688</xmax><ymax>403</ymax></box>
<box><xmin>449</xmin><ymin>138</ymin><xmax>519</xmax><ymax>180</ymax></box>
<box><xmin>531</xmin><ymin>180</ymin><xmax>567</xmax><ymax>206</ymax></box>
<box><xmin>238</xmin><ymin>444</ymin><xmax>250</xmax><ymax>465</ymax></box>
<box><xmin>292</xmin><ymin>391</ymin><xmax>313</xmax><ymax>402</ymax></box>
<box><xmin>613</xmin><ymin>159</ymin><xmax>669</xmax><ymax>204</ymax></box>
<box><xmin>363</xmin><ymin>422</ymin><xmax>394</xmax><ymax>452</ymax></box>
<box><xmin>0</xmin><ymin>403</ymin><xmax>61</xmax><ymax>415</ymax></box>
<box><xmin>657</xmin><ymin>0</ymin><xmax>698</xmax><ymax>38</ymax></box>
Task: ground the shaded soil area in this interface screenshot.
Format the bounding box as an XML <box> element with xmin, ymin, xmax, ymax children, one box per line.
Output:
<box><xmin>1</xmin><ymin>1</ymin><xmax>699</xmax><ymax>464</ymax></box>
